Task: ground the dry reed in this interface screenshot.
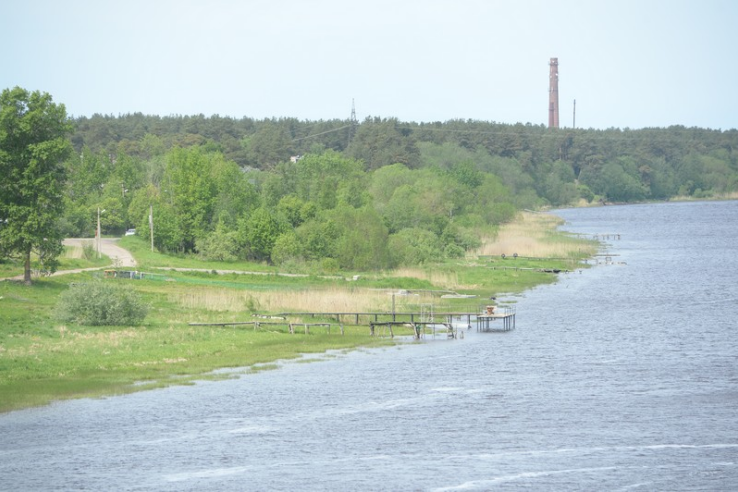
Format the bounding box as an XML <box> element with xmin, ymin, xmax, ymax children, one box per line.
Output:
<box><xmin>473</xmin><ymin>211</ymin><xmax>596</xmax><ymax>258</ymax></box>
<box><xmin>172</xmin><ymin>286</ymin><xmax>404</xmax><ymax>314</ymax></box>
<box><xmin>389</xmin><ymin>268</ymin><xmax>460</xmax><ymax>290</ymax></box>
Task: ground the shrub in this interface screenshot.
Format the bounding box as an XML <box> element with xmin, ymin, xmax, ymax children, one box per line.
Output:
<box><xmin>55</xmin><ymin>281</ymin><xmax>149</xmax><ymax>326</ymax></box>
<box><xmin>81</xmin><ymin>240</ymin><xmax>96</xmax><ymax>260</ymax></box>
<box><xmin>444</xmin><ymin>243</ymin><xmax>466</xmax><ymax>258</ymax></box>
<box><xmin>195</xmin><ymin>222</ymin><xmax>240</xmax><ymax>261</ymax></box>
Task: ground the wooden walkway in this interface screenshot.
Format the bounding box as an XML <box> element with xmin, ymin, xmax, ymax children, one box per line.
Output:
<box><xmin>278</xmin><ymin>311</ymin><xmax>483</xmax><ymax>325</ymax></box>
<box><xmin>279</xmin><ymin>309</ymin><xmax>517</xmax><ymax>335</ymax></box>
<box><xmin>189</xmin><ymin>321</ymin><xmax>342</xmax><ymax>334</ymax></box>
<box><xmin>369</xmin><ymin>321</ymin><xmax>456</xmax><ymax>340</ymax></box>
<box><xmin>189</xmin><ymin>309</ymin><xmax>517</xmax><ymax>337</ymax></box>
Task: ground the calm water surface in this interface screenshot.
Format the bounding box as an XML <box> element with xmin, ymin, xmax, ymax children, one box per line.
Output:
<box><xmin>1</xmin><ymin>200</ymin><xmax>737</xmax><ymax>491</ymax></box>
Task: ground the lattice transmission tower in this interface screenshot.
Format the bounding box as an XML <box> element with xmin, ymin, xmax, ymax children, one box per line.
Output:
<box><xmin>348</xmin><ymin>99</ymin><xmax>358</xmax><ymax>147</ymax></box>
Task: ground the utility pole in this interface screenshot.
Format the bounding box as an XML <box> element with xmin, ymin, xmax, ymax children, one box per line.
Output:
<box><xmin>573</xmin><ymin>99</ymin><xmax>576</xmax><ymax>129</ymax></box>
<box><xmin>149</xmin><ymin>205</ymin><xmax>154</xmax><ymax>252</ymax></box>
<box><xmin>348</xmin><ymin>98</ymin><xmax>358</xmax><ymax>147</ymax></box>
<box><xmin>97</xmin><ymin>207</ymin><xmax>104</xmax><ymax>259</ymax></box>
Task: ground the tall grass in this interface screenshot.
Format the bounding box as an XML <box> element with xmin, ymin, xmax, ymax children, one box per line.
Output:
<box><xmin>473</xmin><ymin>211</ymin><xmax>598</xmax><ymax>258</ymax></box>
<box><xmin>172</xmin><ymin>285</ymin><xmax>409</xmax><ymax>314</ymax></box>
<box><xmin>387</xmin><ymin>268</ymin><xmax>460</xmax><ymax>290</ymax></box>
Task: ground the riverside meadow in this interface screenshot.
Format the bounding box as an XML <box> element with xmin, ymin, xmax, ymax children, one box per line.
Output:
<box><xmin>0</xmin><ymin>212</ymin><xmax>597</xmax><ymax>413</ymax></box>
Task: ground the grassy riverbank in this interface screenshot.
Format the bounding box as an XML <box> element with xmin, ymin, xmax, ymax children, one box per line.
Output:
<box><xmin>0</xmin><ymin>212</ymin><xmax>597</xmax><ymax>413</ymax></box>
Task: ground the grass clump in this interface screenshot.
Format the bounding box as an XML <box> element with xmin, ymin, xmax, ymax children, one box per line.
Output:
<box><xmin>55</xmin><ymin>280</ymin><xmax>149</xmax><ymax>326</ymax></box>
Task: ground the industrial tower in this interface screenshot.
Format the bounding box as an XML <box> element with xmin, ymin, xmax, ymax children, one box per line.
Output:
<box><xmin>548</xmin><ymin>57</ymin><xmax>559</xmax><ymax>129</ymax></box>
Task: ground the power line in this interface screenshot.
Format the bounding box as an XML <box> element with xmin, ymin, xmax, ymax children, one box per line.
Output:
<box><xmin>292</xmin><ymin>124</ymin><xmax>352</xmax><ymax>142</ymax></box>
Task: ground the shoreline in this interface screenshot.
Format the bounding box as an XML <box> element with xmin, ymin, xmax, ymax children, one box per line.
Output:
<box><xmin>0</xmin><ymin>211</ymin><xmax>598</xmax><ymax>414</ymax></box>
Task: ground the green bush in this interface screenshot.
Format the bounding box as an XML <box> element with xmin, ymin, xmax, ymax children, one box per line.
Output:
<box><xmin>55</xmin><ymin>281</ymin><xmax>149</xmax><ymax>326</ymax></box>
<box><xmin>81</xmin><ymin>240</ymin><xmax>96</xmax><ymax>260</ymax></box>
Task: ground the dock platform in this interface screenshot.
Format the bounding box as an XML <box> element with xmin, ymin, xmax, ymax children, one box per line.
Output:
<box><xmin>476</xmin><ymin>306</ymin><xmax>516</xmax><ymax>332</ymax></box>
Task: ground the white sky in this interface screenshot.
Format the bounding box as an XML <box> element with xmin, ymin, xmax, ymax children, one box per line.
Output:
<box><xmin>3</xmin><ymin>0</ymin><xmax>737</xmax><ymax>130</ymax></box>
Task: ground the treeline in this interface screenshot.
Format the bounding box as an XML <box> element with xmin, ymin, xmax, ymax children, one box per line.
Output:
<box><xmin>62</xmin><ymin>114</ymin><xmax>738</xmax><ymax>270</ymax></box>
<box><xmin>64</xmin><ymin>145</ymin><xmax>508</xmax><ymax>271</ymax></box>
<box><xmin>73</xmin><ymin>113</ymin><xmax>738</xmax><ymax>203</ymax></box>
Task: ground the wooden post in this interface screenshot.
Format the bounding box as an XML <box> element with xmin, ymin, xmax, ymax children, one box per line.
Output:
<box><xmin>149</xmin><ymin>205</ymin><xmax>154</xmax><ymax>252</ymax></box>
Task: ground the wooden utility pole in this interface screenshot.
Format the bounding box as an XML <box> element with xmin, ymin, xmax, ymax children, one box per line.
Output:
<box><xmin>573</xmin><ymin>99</ymin><xmax>576</xmax><ymax>129</ymax></box>
<box><xmin>149</xmin><ymin>205</ymin><xmax>154</xmax><ymax>252</ymax></box>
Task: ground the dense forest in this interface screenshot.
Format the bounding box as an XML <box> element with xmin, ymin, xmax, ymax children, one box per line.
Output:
<box><xmin>62</xmin><ymin>113</ymin><xmax>738</xmax><ymax>270</ymax></box>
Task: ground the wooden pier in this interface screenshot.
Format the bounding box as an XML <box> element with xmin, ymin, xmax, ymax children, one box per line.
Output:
<box><xmin>369</xmin><ymin>321</ymin><xmax>456</xmax><ymax>340</ymax></box>
<box><xmin>278</xmin><ymin>311</ymin><xmax>479</xmax><ymax>326</ymax></box>
<box><xmin>188</xmin><ymin>321</ymin><xmax>343</xmax><ymax>335</ymax></box>
<box><xmin>190</xmin><ymin>308</ymin><xmax>517</xmax><ymax>338</ymax></box>
<box><xmin>476</xmin><ymin>306</ymin><xmax>516</xmax><ymax>332</ymax></box>
<box><xmin>278</xmin><ymin>309</ymin><xmax>517</xmax><ymax>336</ymax></box>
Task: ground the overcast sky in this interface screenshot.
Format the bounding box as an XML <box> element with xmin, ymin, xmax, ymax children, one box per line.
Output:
<box><xmin>3</xmin><ymin>0</ymin><xmax>736</xmax><ymax>130</ymax></box>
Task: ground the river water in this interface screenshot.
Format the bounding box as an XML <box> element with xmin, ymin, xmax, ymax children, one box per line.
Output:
<box><xmin>1</xmin><ymin>200</ymin><xmax>737</xmax><ymax>491</ymax></box>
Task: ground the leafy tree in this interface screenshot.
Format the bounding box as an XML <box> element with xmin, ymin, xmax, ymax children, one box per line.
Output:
<box><xmin>277</xmin><ymin>195</ymin><xmax>308</xmax><ymax>227</ymax></box>
<box><xmin>271</xmin><ymin>151</ymin><xmax>367</xmax><ymax>210</ymax></box>
<box><xmin>147</xmin><ymin>202</ymin><xmax>183</xmax><ymax>253</ymax></box>
<box><xmin>448</xmin><ymin>160</ymin><xmax>484</xmax><ymax>189</ymax></box>
<box><xmin>196</xmin><ymin>219</ymin><xmax>240</xmax><ymax>261</ymax></box>
<box><xmin>164</xmin><ymin>147</ymin><xmax>218</xmax><ymax>251</ymax></box>
<box><xmin>128</xmin><ymin>184</ymin><xmax>183</xmax><ymax>253</ymax></box>
<box><xmin>368</xmin><ymin>163</ymin><xmax>416</xmax><ymax>212</ymax></box>
<box><xmin>209</xmin><ymin>152</ymin><xmax>260</xmax><ymax>226</ymax></box>
<box><xmin>295</xmin><ymin>218</ymin><xmax>339</xmax><ymax>260</ymax></box>
<box><xmin>238</xmin><ymin>207</ymin><xmax>286</xmax><ymax>261</ymax></box>
<box><xmin>271</xmin><ymin>231</ymin><xmax>304</xmax><ymax>266</ymax></box>
<box><xmin>96</xmin><ymin>196</ymin><xmax>127</xmax><ymax>235</ymax></box>
<box><xmin>388</xmin><ymin>228</ymin><xmax>444</xmax><ymax>266</ymax></box>
<box><xmin>0</xmin><ymin>87</ymin><xmax>72</xmax><ymax>284</ymax></box>
<box><xmin>329</xmin><ymin>206</ymin><xmax>391</xmax><ymax>270</ymax></box>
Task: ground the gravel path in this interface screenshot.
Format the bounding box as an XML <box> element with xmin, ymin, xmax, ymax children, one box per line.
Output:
<box><xmin>63</xmin><ymin>238</ymin><xmax>137</xmax><ymax>268</ymax></box>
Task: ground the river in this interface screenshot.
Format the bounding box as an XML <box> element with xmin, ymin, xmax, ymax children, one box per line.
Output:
<box><xmin>1</xmin><ymin>200</ymin><xmax>737</xmax><ymax>491</ymax></box>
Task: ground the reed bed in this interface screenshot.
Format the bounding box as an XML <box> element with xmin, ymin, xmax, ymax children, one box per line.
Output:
<box><xmin>172</xmin><ymin>286</ymin><xmax>404</xmax><ymax>314</ymax></box>
<box><xmin>387</xmin><ymin>268</ymin><xmax>460</xmax><ymax>290</ymax></box>
<box><xmin>473</xmin><ymin>211</ymin><xmax>597</xmax><ymax>258</ymax></box>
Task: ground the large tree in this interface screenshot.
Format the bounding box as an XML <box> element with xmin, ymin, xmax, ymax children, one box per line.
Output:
<box><xmin>0</xmin><ymin>87</ymin><xmax>72</xmax><ymax>284</ymax></box>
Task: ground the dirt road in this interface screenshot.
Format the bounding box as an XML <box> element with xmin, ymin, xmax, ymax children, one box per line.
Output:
<box><xmin>63</xmin><ymin>238</ymin><xmax>137</xmax><ymax>268</ymax></box>
<box><xmin>2</xmin><ymin>239</ymin><xmax>137</xmax><ymax>282</ymax></box>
